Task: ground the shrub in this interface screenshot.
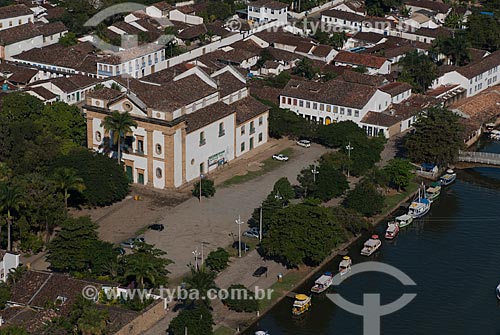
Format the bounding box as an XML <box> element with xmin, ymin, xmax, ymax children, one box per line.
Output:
<box><xmin>344</xmin><ymin>180</ymin><xmax>384</xmax><ymax>216</ymax></box>
<box><xmin>223</xmin><ymin>284</ymin><xmax>259</xmax><ymax>312</ymax></box>
<box><xmin>205</xmin><ymin>248</ymin><xmax>230</xmax><ymax>272</ymax></box>
<box><xmin>192</xmin><ymin>179</ymin><xmax>216</xmax><ymax>198</ymax></box>
<box><xmin>51</xmin><ymin>148</ymin><xmax>130</xmax><ymax>206</ymax></box>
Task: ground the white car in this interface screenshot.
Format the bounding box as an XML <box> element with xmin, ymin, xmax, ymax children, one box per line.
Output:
<box><xmin>297</xmin><ymin>139</ymin><xmax>311</xmax><ymax>148</ymax></box>
<box><xmin>272</xmin><ymin>154</ymin><xmax>289</xmax><ymax>161</ymax></box>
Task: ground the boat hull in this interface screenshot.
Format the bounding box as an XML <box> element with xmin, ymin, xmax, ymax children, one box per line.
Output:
<box><xmin>496</xmin><ymin>284</ymin><xmax>500</xmax><ymax>300</ymax></box>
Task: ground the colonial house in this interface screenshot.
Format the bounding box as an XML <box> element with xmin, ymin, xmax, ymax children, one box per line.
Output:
<box><xmin>0</xmin><ymin>251</ymin><xmax>19</xmax><ymax>282</ymax></box>
<box><xmin>279</xmin><ymin>78</ymin><xmax>392</xmax><ymax>126</ymax></box>
<box><xmin>0</xmin><ymin>4</ymin><xmax>34</xmax><ymax>31</ymax></box>
<box><xmin>320</xmin><ymin>9</ymin><xmax>364</xmax><ymax>32</ymax></box>
<box><xmin>333</xmin><ymin>51</ymin><xmax>391</xmax><ymax>75</ymax></box>
<box><xmin>247</xmin><ymin>0</ymin><xmax>288</xmax><ymax>24</ymax></box>
<box><xmin>432</xmin><ymin>51</ymin><xmax>500</xmax><ymax>97</ymax></box>
<box><xmin>404</xmin><ymin>0</ymin><xmax>451</xmax><ymax>23</ymax></box>
<box><xmin>84</xmin><ymin>65</ymin><xmax>270</xmax><ymax>189</ymax></box>
<box><xmin>379</xmin><ymin>81</ymin><xmax>412</xmax><ymax>104</ymax></box>
<box><xmin>0</xmin><ymin>21</ymin><xmax>67</xmax><ymax>60</ymax></box>
<box><xmin>29</xmin><ymin>75</ymin><xmax>103</xmax><ymax>104</ymax></box>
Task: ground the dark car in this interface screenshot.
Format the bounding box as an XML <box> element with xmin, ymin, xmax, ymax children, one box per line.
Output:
<box><xmin>232</xmin><ymin>241</ymin><xmax>250</xmax><ymax>252</ymax></box>
<box><xmin>253</xmin><ymin>266</ymin><xmax>268</xmax><ymax>277</ymax></box>
<box><xmin>148</xmin><ymin>224</ymin><xmax>165</xmax><ymax>231</ymax></box>
<box><xmin>113</xmin><ymin>247</ymin><xmax>126</xmax><ymax>255</ymax></box>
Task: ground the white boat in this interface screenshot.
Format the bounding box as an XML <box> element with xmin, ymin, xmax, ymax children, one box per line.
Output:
<box><xmin>385</xmin><ymin>222</ymin><xmax>399</xmax><ymax>240</ymax></box>
<box><xmin>395</xmin><ymin>214</ymin><xmax>413</xmax><ymax>228</ymax></box>
<box><xmin>408</xmin><ymin>188</ymin><xmax>431</xmax><ymax>218</ymax></box>
<box><xmin>338</xmin><ymin>256</ymin><xmax>352</xmax><ymax>275</ymax></box>
<box><xmin>361</xmin><ymin>235</ymin><xmax>381</xmax><ymax>256</ymax></box>
<box><xmin>439</xmin><ymin>169</ymin><xmax>457</xmax><ymax>186</ymax></box>
<box><xmin>496</xmin><ymin>283</ymin><xmax>500</xmax><ymax>300</ymax></box>
<box><xmin>490</xmin><ymin>129</ymin><xmax>500</xmax><ymax>140</ymax></box>
<box><xmin>311</xmin><ymin>272</ymin><xmax>334</xmax><ymax>293</ymax></box>
<box><xmin>255</xmin><ymin>331</ymin><xmax>269</xmax><ymax>335</ymax></box>
<box><xmin>426</xmin><ymin>182</ymin><xmax>441</xmax><ymax>203</ymax></box>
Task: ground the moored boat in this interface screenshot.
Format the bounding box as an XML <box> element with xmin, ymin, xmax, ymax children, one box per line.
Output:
<box><xmin>496</xmin><ymin>284</ymin><xmax>500</xmax><ymax>300</ymax></box>
<box><xmin>408</xmin><ymin>188</ymin><xmax>431</xmax><ymax>218</ymax></box>
<box><xmin>385</xmin><ymin>222</ymin><xmax>399</xmax><ymax>240</ymax></box>
<box><xmin>311</xmin><ymin>272</ymin><xmax>334</xmax><ymax>293</ymax></box>
<box><xmin>395</xmin><ymin>214</ymin><xmax>413</xmax><ymax>228</ymax></box>
<box><xmin>292</xmin><ymin>294</ymin><xmax>312</xmax><ymax>316</ymax></box>
<box><xmin>255</xmin><ymin>331</ymin><xmax>270</xmax><ymax>335</ymax></box>
<box><xmin>426</xmin><ymin>182</ymin><xmax>441</xmax><ymax>202</ymax></box>
<box><xmin>361</xmin><ymin>235</ymin><xmax>381</xmax><ymax>256</ymax></box>
<box><xmin>490</xmin><ymin>129</ymin><xmax>500</xmax><ymax>140</ymax></box>
<box><xmin>440</xmin><ymin>169</ymin><xmax>457</xmax><ymax>186</ymax></box>
<box><xmin>338</xmin><ymin>256</ymin><xmax>352</xmax><ymax>275</ymax></box>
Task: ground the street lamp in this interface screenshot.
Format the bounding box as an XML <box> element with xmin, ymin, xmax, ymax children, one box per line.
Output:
<box><xmin>192</xmin><ymin>248</ymin><xmax>201</xmax><ymax>270</ymax></box>
<box><xmin>235</xmin><ymin>215</ymin><xmax>243</xmax><ymax>258</ymax></box>
<box><xmin>259</xmin><ymin>207</ymin><xmax>263</xmax><ymax>241</ymax></box>
<box><xmin>198</xmin><ymin>173</ymin><xmax>205</xmax><ymax>202</ymax></box>
<box><xmin>346</xmin><ymin>142</ymin><xmax>354</xmax><ymax>178</ymax></box>
<box><xmin>311</xmin><ymin>164</ymin><xmax>319</xmax><ymax>183</ymax></box>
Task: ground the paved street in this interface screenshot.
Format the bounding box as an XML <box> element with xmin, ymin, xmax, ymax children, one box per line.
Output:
<box><xmin>144</xmin><ymin>143</ymin><xmax>330</xmax><ymax>278</ymax></box>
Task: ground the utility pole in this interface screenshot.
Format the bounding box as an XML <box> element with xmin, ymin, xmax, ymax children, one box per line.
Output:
<box><xmin>346</xmin><ymin>142</ymin><xmax>354</xmax><ymax>178</ymax></box>
<box><xmin>259</xmin><ymin>207</ymin><xmax>263</xmax><ymax>241</ymax></box>
<box><xmin>235</xmin><ymin>215</ymin><xmax>243</xmax><ymax>257</ymax></box>
<box><xmin>311</xmin><ymin>164</ymin><xmax>319</xmax><ymax>183</ymax></box>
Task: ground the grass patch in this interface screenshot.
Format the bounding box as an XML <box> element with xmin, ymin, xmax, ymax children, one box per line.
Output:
<box><xmin>226</xmin><ymin>236</ymin><xmax>260</xmax><ymax>258</ymax></box>
<box><xmin>134</xmin><ymin>226</ymin><xmax>149</xmax><ymax>237</ymax></box>
<box><xmin>259</xmin><ymin>271</ymin><xmax>305</xmax><ymax>312</ymax></box>
<box><xmin>214</xmin><ymin>325</ymin><xmax>234</xmax><ymax>335</ymax></box>
<box><xmin>222</xmin><ymin>148</ymin><xmax>295</xmax><ymax>187</ymax></box>
<box><xmin>383</xmin><ymin>181</ymin><xmax>419</xmax><ymax>212</ymax></box>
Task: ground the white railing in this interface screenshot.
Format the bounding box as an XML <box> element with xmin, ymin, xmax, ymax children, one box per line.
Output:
<box><xmin>458</xmin><ymin>150</ymin><xmax>500</xmax><ymax>165</ymax></box>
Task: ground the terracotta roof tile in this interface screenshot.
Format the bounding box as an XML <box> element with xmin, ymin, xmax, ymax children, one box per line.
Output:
<box><xmin>334</xmin><ymin>51</ymin><xmax>388</xmax><ymax>68</ymax></box>
<box><xmin>361</xmin><ymin>111</ymin><xmax>400</xmax><ymax>127</ymax></box>
<box><xmin>249</xmin><ymin>0</ymin><xmax>288</xmax><ymax>10</ymax></box>
<box><xmin>0</xmin><ymin>23</ymin><xmax>40</xmax><ymax>45</ymax></box>
<box><xmin>379</xmin><ymin>81</ymin><xmax>412</xmax><ymax>96</ymax></box>
<box><xmin>0</xmin><ymin>4</ymin><xmax>32</xmax><ymax>19</ymax></box>
<box><xmin>404</xmin><ymin>0</ymin><xmax>450</xmax><ymax>14</ymax></box>
<box><xmin>321</xmin><ymin>8</ymin><xmax>365</xmax><ymax>22</ymax></box>
<box><xmin>185</xmin><ymin>101</ymin><xmax>234</xmax><ymax>133</ymax></box>
<box><xmin>456</xmin><ymin>50</ymin><xmax>500</xmax><ymax>79</ymax></box>
<box><xmin>232</xmin><ymin>96</ymin><xmax>270</xmax><ymax>124</ymax></box>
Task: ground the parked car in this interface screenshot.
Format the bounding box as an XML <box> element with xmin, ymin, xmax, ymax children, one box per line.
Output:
<box><xmin>232</xmin><ymin>241</ymin><xmax>250</xmax><ymax>252</ymax></box>
<box><xmin>148</xmin><ymin>224</ymin><xmax>165</xmax><ymax>231</ymax></box>
<box><xmin>297</xmin><ymin>139</ymin><xmax>311</xmax><ymax>148</ymax></box>
<box><xmin>272</xmin><ymin>154</ymin><xmax>289</xmax><ymax>161</ymax></box>
<box><xmin>243</xmin><ymin>227</ymin><xmax>260</xmax><ymax>239</ymax></box>
<box><xmin>114</xmin><ymin>247</ymin><xmax>126</xmax><ymax>255</ymax></box>
<box><xmin>120</xmin><ymin>237</ymin><xmax>145</xmax><ymax>249</ymax></box>
<box><xmin>253</xmin><ymin>266</ymin><xmax>268</xmax><ymax>277</ymax></box>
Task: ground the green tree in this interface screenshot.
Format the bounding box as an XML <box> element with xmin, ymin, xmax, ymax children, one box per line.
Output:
<box><xmin>192</xmin><ymin>178</ymin><xmax>216</xmax><ymax>198</ymax></box>
<box><xmin>329</xmin><ymin>32</ymin><xmax>348</xmax><ymax>49</ymax></box>
<box><xmin>100</xmin><ymin>111</ymin><xmax>138</xmax><ymax>164</ymax></box>
<box><xmin>184</xmin><ymin>266</ymin><xmax>218</xmax><ymax>305</ymax></box>
<box><xmin>330</xmin><ymin>206</ymin><xmax>368</xmax><ymax>235</ymax></box>
<box><xmin>383</xmin><ymin>158</ymin><xmax>414</xmax><ymax>191</ymax></box>
<box><xmin>169</xmin><ymin>303</ymin><xmax>214</xmax><ymax>335</ymax></box>
<box><xmin>444</xmin><ymin>11</ymin><xmax>464</xmax><ymax>29</ymax></box>
<box><xmin>0</xmin><ymin>326</ymin><xmax>28</xmax><ymax>335</ymax></box>
<box><xmin>223</xmin><ymin>284</ymin><xmax>259</xmax><ymax>312</ymax></box>
<box><xmin>399</xmin><ymin>51</ymin><xmax>438</xmax><ymax>93</ymax></box>
<box><xmin>263</xmin><ymin>101</ymin><xmax>316</xmax><ymax>139</ymax></box>
<box><xmin>52</xmin><ymin>168</ymin><xmax>85</xmax><ymax>208</ymax></box>
<box><xmin>0</xmin><ymin>282</ymin><xmax>10</xmax><ymax>309</ymax></box>
<box><xmin>432</xmin><ymin>32</ymin><xmax>471</xmax><ymax>66</ymax></box>
<box><xmin>466</xmin><ymin>12</ymin><xmax>500</xmax><ymax>52</ymax></box>
<box><xmin>59</xmin><ymin>32</ymin><xmax>78</xmax><ymax>47</ymax></box>
<box><xmin>6</xmin><ymin>265</ymin><xmax>26</xmax><ymax>287</ymax></box>
<box><xmin>273</xmin><ymin>177</ymin><xmax>295</xmax><ymax>201</ymax></box>
<box><xmin>343</xmin><ymin>180</ymin><xmax>384</xmax><ymax>216</ymax></box>
<box><xmin>405</xmin><ymin>107</ymin><xmax>464</xmax><ymax>166</ymax></box>
<box><xmin>124</xmin><ymin>243</ymin><xmax>172</xmax><ymax>288</ymax></box>
<box><xmin>205</xmin><ymin>247</ymin><xmax>230</xmax><ymax>272</ymax></box>
<box><xmin>293</xmin><ymin>58</ymin><xmax>319</xmax><ymax>80</ymax></box>
<box><xmin>47</xmin><ymin>216</ymin><xmax>107</xmax><ymax>273</ymax></box>
<box><xmin>70</xmin><ymin>295</ymin><xmax>108</xmax><ymax>335</ymax></box>
<box><xmin>261</xmin><ymin>203</ymin><xmax>348</xmax><ymax>267</ymax></box>
<box><xmin>263</xmin><ymin>71</ymin><xmax>291</xmax><ymax>89</ymax></box>
<box><xmin>51</xmin><ymin>148</ymin><xmax>130</xmax><ymax>206</ymax></box>
<box><xmin>0</xmin><ymin>184</ymin><xmax>25</xmax><ymax>251</ymax></box>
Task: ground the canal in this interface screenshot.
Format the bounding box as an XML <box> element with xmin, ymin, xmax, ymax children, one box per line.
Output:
<box><xmin>246</xmin><ymin>139</ymin><xmax>500</xmax><ymax>335</ymax></box>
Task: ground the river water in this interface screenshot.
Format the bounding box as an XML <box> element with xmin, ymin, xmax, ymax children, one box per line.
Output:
<box><xmin>245</xmin><ymin>139</ymin><xmax>500</xmax><ymax>335</ymax></box>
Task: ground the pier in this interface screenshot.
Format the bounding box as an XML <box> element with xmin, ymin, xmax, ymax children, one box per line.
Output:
<box><xmin>458</xmin><ymin>150</ymin><xmax>500</xmax><ymax>167</ymax></box>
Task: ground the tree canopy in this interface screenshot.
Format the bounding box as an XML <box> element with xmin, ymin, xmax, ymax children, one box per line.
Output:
<box><xmin>405</xmin><ymin>107</ymin><xmax>464</xmax><ymax>166</ymax></box>
<box><xmin>383</xmin><ymin>158</ymin><xmax>414</xmax><ymax>191</ymax></box>
<box><xmin>344</xmin><ymin>180</ymin><xmax>385</xmax><ymax>217</ymax></box>
<box><xmin>399</xmin><ymin>51</ymin><xmax>438</xmax><ymax>93</ymax></box>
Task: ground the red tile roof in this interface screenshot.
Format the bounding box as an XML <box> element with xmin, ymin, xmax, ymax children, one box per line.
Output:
<box><xmin>334</xmin><ymin>51</ymin><xmax>388</xmax><ymax>69</ymax></box>
<box><xmin>0</xmin><ymin>4</ymin><xmax>32</xmax><ymax>19</ymax></box>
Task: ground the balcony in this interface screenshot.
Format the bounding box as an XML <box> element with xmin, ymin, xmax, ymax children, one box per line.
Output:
<box><xmin>97</xmin><ymin>69</ymin><xmax>113</xmax><ymax>76</ymax></box>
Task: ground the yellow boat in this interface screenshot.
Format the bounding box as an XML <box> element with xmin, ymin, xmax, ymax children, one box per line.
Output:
<box><xmin>292</xmin><ymin>294</ymin><xmax>311</xmax><ymax>316</ymax></box>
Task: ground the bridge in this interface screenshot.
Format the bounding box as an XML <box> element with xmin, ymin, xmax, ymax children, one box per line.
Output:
<box><xmin>458</xmin><ymin>150</ymin><xmax>500</xmax><ymax>166</ymax></box>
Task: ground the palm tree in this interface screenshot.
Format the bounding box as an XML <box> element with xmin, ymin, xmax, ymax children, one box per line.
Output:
<box><xmin>7</xmin><ymin>265</ymin><xmax>26</xmax><ymax>286</ymax></box>
<box><xmin>52</xmin><ymin>167</ymin><xmax>85</xmax><ymax>208</ymax></box>
<box><xmin>100</xmin><ymin>111</ymin><xmax>138</xmax><ymax>164</ymax></box>
<box><xmin>0</xmin><ymin>184</ymin><xmax>24</xmax><ymax>251</ymax></box>
<box><xmin>433</xmin><ymin>33</ymin><xmax>471</xmax><ymax>66</ymax></box>
<box><xmin>77</xmin><ymin>307</ymin><xmax>107</xmax><ymax>335</ymax></box>
<box><xmin>184</xmin><ymin>266</ymin><xmax>218</xmax><ymax>305</ymax></box>
<box><xmin>125</xmin><ymin>253</ymin><xmax>160</xmax><ymax>288</ymax></box>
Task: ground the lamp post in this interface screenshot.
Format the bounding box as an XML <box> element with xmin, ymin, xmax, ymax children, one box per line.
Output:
<box><xmin>259</xmin><ymin>207</ymin><xmax>263</xmax><ymax>241</ymax></box>
<box><xmin>192</xmin><ymin>248</ymin><xmax>201</xmax><ymax>270</ymax></box>
<box><xmin>346</xmin><ymin>142</ymin><xmax>354</xmax><ymax>178</ymax></box>
<box><xmin>199</xmin><ymin>173</ymin><xmax>205</xmax><ymax>202</ymax></box>
<box><xmin>311</xmin><ymin>164</ymin><xmax>319</xmax><ymax>183</ymax></box>
<box><xmin>235</xmin><ymin>215</ymin><xmax>243</xmax><ymax>258</ymax></box>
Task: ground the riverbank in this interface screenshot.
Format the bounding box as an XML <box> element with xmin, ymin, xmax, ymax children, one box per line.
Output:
<box><xmin>214</xmin><ymin>183</ymin><xmax>421</xmax><ymax>334</ymax></box>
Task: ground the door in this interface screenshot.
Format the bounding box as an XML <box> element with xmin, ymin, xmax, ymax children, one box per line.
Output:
<box><xmin>250</xmin><ymin>137</ymin><xmax>254</xmax><ymax>150</ymax></box>
<box><xmin>126</xmin><ymin>166</ymin><xmax>133</xmax><ymax>182</ymax></box>
<box><xmin>138</xmin><ymin>172</ymin><xmax>144</xmax><ymax>185</ymax></box>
